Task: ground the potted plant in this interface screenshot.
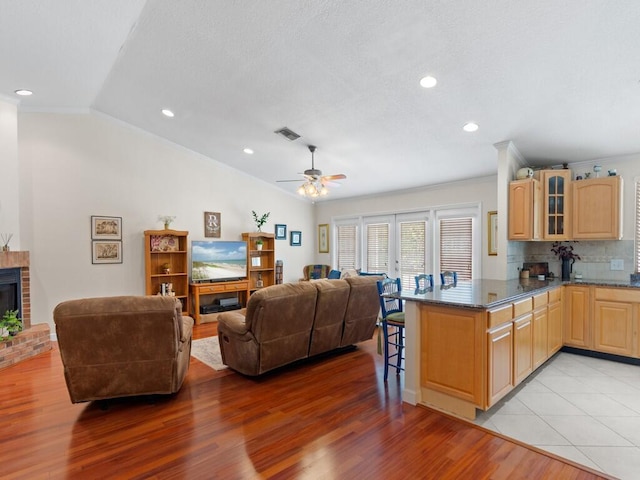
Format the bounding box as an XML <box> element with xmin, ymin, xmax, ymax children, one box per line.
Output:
<box><xmin>551</xmin><ymin>241</ymin><xmax>581</xmax><ymax>281</ymax></box>
<box><xmin>256</xmin><ymin>238</ymin><xmax>264</xmax><ymax>251</ymax></box>
<box><xmin>252</xmin><ymin>211</ymin><xmax>270</xmax><ymax>232</ymax></box>
<box><xmin>1</xmin><ymin>309</ymin><xmax>22</xmax><ymax>340</ymax></box>
<box><xmin>161</xmin><ymin>262</ymin><xmax>171</xmax><ymax>274</ymax></box>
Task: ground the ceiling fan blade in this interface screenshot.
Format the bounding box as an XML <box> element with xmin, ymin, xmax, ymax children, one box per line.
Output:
<box><xmin>276</xmin><ymin>179</ymin><xmax>303</xmax><ymax>183</ymax></box>
<box><xmin>321</xmin><ymin>174</ymin><xmax>346</xmax><ymax>182</ymax></box>
<box><xmin>322</xmin><ymin>180</ymin><xmax>342</xmax><ymax>188</ymax></box>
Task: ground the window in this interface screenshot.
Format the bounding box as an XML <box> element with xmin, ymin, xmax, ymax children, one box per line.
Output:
<box><xmin>366</xmin><ymin>222</ymin><xmax>389</xmax><ymax>273</ymax></box>
<box><xmin>332</xmin><ymin>204</ymin><xmax>478</xmax><ymax>282</ymax></box>
<box><xmin>336</xmin><ymin>223</ymin><xmax>357</xmax><ymax>270</ymax></box>
<box><xmin>398</xmin><ymin>219</ymin><xmax>427</xmax><ymax>290</ymax></box>
<box><xmin>440</xmin><ymin>217</ymin><xmax>473</xmax><ymax>280</ymax></box>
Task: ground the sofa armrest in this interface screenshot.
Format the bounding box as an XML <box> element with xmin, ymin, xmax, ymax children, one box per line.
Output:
<box><xmin>218</xmin><ymin>310</ymin><xmax>249</xmax><ymax>335</ymax></box>
<box><xmin>181</xmin><ymin>315</ymin><xmax>194</xmax><ymax>343</ymax></box>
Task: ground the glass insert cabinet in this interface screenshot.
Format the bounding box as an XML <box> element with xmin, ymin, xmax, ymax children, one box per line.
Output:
<box><xmin>541</xmin><ymin>170</ymin><xmax>572</xmax><ymax>240</ymax></box>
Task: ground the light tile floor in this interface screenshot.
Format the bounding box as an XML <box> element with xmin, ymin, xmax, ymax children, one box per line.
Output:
<box><xmin>474</xmin><ymin>352</ymin><xmax>640</xmax><ymax>480</ymax></box>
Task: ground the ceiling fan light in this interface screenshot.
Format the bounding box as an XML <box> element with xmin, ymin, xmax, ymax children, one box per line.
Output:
<box><xmin>306</xmin><ymin>183</ymin><xmax>317</xmax><ymax>195</ymax></box>
<box><xmin>319</xmin><ymin>185</ymin><xmax>329</xmax><ymax>195</ymax></box>
<box><xmin>297</xmin><ymin>185</ymin><xmax>306</xmax><ymax>195</ymax></box>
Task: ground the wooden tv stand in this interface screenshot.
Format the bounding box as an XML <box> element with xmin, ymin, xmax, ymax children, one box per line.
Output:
<box><xmin>190</xmin><ymin>279</ymin><xmax>249</xmax><ymax>324</ymax></box>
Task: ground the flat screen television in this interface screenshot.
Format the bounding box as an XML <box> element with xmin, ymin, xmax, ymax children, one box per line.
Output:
<box><xmin>190</xmin><ymin>240</ymin><xmax>247</xmax><ymax>283</ymax></box>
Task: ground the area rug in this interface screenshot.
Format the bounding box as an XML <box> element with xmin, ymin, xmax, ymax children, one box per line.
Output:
<box><xmin>190</xmin><ymin>336</ymin><xmax>227</xmax><ymax>371</ymax></box>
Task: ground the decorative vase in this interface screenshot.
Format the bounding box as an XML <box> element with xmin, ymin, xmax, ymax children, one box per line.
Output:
<box><xmin>2</xmin><ymin>245</ymin><xmax>9</xmax><ymax>252</ymax></box>
<box><xmin>561</xmin><ymin>258</ymin><xmax>573</xmax><ymax>281</ymax></box>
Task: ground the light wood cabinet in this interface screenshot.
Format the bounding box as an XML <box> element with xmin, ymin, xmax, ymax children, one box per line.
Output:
<box><xmin>547</xmin><ymin>287</ymin><xmax>563</xmax><ymax>356</ymax></box>
<box><xmin>513</xmin><ymin>313</ymin><xmax>533</xmax><ymax>386</ymax></box>
<box><xmin>144</xmin><ymin>229</ymin><xmax>189</xmax><ymax>315</ymax></box>
<box><xmin>508</xmin><ymin>178</ymin><xmax>542</xmax><ymax>240</ymax></box>
<box><xmin>243</xmin><ymin>232</ymin><xmax>276</xmax><ymax>293</ymax></box>
<box><xmin>593</xmin><ymin>287</ymin><xmax>638</xmax><ymax>357</ymax></box>
<box><xmin>541</xmin><ymin>170</ymin><xmax>572</xmax><ymax>240</ymax></box>
<box><xmin>564</xmin><ymin>285</ymin><xmax>591</xmax><ymax>348</ymax></box>
<box><xmin>572</xmin><ymin>176</ymin><xmax>623</xmax><ymax>240</ymax></box>
<box><xmin>532</xmin><ymin>292</ymin><xmax>548</xmax><ymax>370</ymax></box>
<box><xmin>488</xmin><ymin>322</ymin><xmax>514</xmax><ymax>406</ymax></box>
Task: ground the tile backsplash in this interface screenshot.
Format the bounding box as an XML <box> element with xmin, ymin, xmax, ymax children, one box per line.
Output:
<box><xmin>508</xmin><ymin>240</ymin><xmax>635</xmax><ymax>281</ymax></box>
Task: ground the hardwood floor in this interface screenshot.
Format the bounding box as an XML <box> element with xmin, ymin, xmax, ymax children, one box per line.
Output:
<box><xmin>0</xmin><ymin>322</ymin><xmax>613</xmax><ymax>479</ymax></box>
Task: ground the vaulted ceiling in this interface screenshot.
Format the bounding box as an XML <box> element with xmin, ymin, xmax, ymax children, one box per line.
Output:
<box><xmin>2</xmin><ymin>1</ymin><xmax>640</xmax><ymax>200</ymax></box>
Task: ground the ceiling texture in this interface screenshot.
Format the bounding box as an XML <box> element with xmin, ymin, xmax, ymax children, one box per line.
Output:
<box><xmin>2</xmin><ymin>0</ymin><xmax>640</xmax><ymax>201</ymax></box>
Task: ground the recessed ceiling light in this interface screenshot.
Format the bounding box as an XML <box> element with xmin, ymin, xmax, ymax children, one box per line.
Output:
<box><xmin>15</xmin><ymin>89</ymin><xmax>33</xmax><ymax>96</ymax></box>
<box><xmin>463</xmin><ymin>122</ymin><xmax>479</xmax><ymax>132</ymax></box>
<box><xmin>419</xmin><ymin>76</ymin><xmax>437</xmax><ymax>88</ymax></box>
<box><xmin>243</xmin><ymin>148</ymin><xmax>254</xmax><ymax>155</ymax></box>
<box><xmin>161</xmin><ymin>109</ymin><xmax>175</xmax><ymax>118</ymax></box>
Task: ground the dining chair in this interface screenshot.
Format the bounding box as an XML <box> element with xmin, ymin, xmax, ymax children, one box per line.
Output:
<box><xmin>414</xmin><ymin>274</ymin><xmax>434</xmax><ymax>290</ymax></box>
<box><xmin>376</xmin><ymin>277</ymin><xmax>404</xmax><ymax>381</ymax></box>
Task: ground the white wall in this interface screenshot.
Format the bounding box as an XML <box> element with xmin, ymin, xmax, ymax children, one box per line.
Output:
<box><xmin>314</xmin><ymin>174</ymin><xmax>501</xmax><ymax>279</ymax></box>
<box><xmin>0</xmin><ymin>98</ymin><xmax>20</xmax><ymax>248</ymax></box>
<box><xmin>16</xmin><ymin>112</ymin><xmax>315</xmax><ymax>331</ymax></box>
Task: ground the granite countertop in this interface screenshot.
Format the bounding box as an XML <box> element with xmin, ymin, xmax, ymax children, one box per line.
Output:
<box><xmin>396</xmin><ymin>277</ymin><xmax>640</xmax><ymax>310</ymax></box>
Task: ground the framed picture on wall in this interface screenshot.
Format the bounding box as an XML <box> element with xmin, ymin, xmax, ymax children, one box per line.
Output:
<box><xmin>92</xmin><ymin>240</ymin><xmax>122</xmax><ymax>264</ymax></box>
<box><xmin>204</xmin><ymin>211</ymin><xmax>221</xmax><ymax>238</ymax></box>
<box><xmin>290</xmin><ymin>231</ymin><xmax>302</xmax><ymax>246</ymax></box>
<box><xmin>275</xmin><ymin>224</ymin><xmax>287</xmax><ymax>240</ymax></box>
<box><xmin>318</xmin><ymin>224</ymin><xmax>329</xmax><ymax>253</ymax></box>
<box><xmin>91</xmin><ymin>216</ymin><xmax>122</xmax><ymax>240</ymax></box>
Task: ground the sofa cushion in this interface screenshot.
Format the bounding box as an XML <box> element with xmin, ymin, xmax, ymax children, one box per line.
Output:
<box><xmin>309</xmin><ymin>279</ymin><xmax>350</xmax><ymax>356</ymax></box>
<box><xmin>341</xmin><ymin>276</ymin><xmax>383</xmax><ymax>346</ymax></box>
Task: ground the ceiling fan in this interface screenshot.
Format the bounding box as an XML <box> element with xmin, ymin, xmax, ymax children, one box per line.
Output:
<box><xmin>277</xmin><ymin>145</ymin><xmax>346</xmax><ymax>197</ymax></box>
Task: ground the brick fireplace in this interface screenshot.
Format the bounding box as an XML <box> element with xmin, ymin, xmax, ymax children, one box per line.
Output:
<box><xmin>0</xmin><ymin>251</ymin><xmax>51</xmax><ymax>369</ymax></box>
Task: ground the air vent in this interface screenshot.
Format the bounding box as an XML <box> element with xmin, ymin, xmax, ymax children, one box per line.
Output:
<box><xmin>274</xmin><ymin>127</ymin><xmax>301</xmax><ymax>141</ymax></box>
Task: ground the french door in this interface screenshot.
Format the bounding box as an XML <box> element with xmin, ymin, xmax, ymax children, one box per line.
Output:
<box><xmin>363</xmin><ymin>213</ymin><xmax>429</xmax><ymax>291</ymax></box>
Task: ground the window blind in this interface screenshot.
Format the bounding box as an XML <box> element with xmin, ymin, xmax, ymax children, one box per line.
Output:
<box><xmin>366</xmin><ymin>223</ymin><xmax>389</xmax><ymax>273</ymax></box>
<box><xmin>440</xmin><ymin>217</ymin><xmax>473</xmax><ymax>280</ymax></box>
<box><xmin>336</xmin><ymin>224</ymin><xmax>357</xmax><ymax>270</ymax></box>
<box><xmin>399</xmin><ymin>221</ymin><xmax>426</xmax><ymax>290</ymax></box>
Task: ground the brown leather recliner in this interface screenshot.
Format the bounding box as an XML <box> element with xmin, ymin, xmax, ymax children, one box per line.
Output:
<box><xmin>53</xmin><ymin>295</ymin><xmax>194</xmax><ymax>403</ymax></box>
<box><xmin>217</xmin><ymin>276</ymin><xmax>381</xmax><ymax>376</ymax></box>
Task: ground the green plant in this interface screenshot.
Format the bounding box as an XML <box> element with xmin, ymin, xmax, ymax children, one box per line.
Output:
<box><xmin>252</xmin><ymin>211</ymin><xmax>270</xmax><ymax>232</ymax></box>
<box><xmin>1</xmin><ymin>310</ymin><xmax>22</xmax><ymax>340</ymax></box>
<box><xmin>256</xmin><ymin>238</ymin><xmax>264</xmax><ymax>245</ymax></box>
<box><xmin>551</xmin><ymin>241</ymin><xmax>581</xmax><ymax>261</ymax></box>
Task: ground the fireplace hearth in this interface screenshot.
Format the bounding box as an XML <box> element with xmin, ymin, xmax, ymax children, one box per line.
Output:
<box><xmin>0</xmin><ymin>251</ymin><xmax>49</xmax><ymax>369</ymax></box>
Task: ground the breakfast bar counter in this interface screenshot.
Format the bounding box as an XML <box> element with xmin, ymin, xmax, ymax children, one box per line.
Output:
<box><xmin>398</xmin><ymin>278</ymin><xmax>564</xmax><ymax>419</ymax></box>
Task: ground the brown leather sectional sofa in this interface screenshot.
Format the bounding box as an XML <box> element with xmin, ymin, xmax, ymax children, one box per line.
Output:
<box><xmin>217</xmin><ymin>276</ymin><xmax>381</xmax><ymax>376</ymax></box>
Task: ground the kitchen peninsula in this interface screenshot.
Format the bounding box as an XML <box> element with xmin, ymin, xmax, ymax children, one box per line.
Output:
<box><xmin>399</xmin><ymin>278</ymin><xmax>564</xmax><ymax>420</ymax></box>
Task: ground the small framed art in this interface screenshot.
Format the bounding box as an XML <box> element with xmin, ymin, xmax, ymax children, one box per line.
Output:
<box><xmin>275</xmin><ymin>224</ymin><xmax>287</xmax><ymax>240</ymax></box>
<box><xmin>92</xmin><ymin>240</ymin><xmax>122</xmax><ymax>264</ymax></box>
<box><xmin>204</xmin><ymin>211</ymin><xmax>221</xmax><ymax>238</ymax></box>
<box><xmin>91</xmin><ymin>216</ymin><xmax>122</xmax><ymax>240</ymax></box>
<box><xmin>290</xmin><ymin>231</ymin><xmax>302</xmax><ymax>246</ymax></box>
<box><xmin>318</xmin><ymin>224</ymin><xmax>329</xmax><ymax>253</ymax></box>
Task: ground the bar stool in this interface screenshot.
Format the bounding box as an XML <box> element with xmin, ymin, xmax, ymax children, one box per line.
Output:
<box><xmin>376</xmin><ymin>277</ymin><xmax>404</xmax><ymax>381</ymax></box>
<box><xmin>414</xmin><ymin>274</ymin><xmax>434</xmax><ymax>290</ymax></box>
<box><xmin>440</xmin><ymin>271</ymin><xmax>458</xmax><ymax>285</ymax></box>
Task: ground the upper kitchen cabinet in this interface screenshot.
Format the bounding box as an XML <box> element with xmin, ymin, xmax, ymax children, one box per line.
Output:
<box><xmin>541</xmin><ymin>170</ymin><xmax>572</xmax><ymax>240</ymax></box>
<box><xmin>572</xmin><ymin>176</ymin><xmax>623</xmax><ymax>240</ymax></box>
<box><xmin>508</xmin><ymin>178</ymin><xmax>542</xmax><ymax>240</ymax></box>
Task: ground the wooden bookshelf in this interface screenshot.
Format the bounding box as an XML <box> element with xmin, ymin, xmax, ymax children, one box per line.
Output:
<box><xmin>242</xmin><ymin>232</ymin><xmax>276</xmax><ymax>293</ymax></box>
<box><xmin>144</xmin><ymin>229</ymin><xmax>189</xmax><ymax>315</ymax></box>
